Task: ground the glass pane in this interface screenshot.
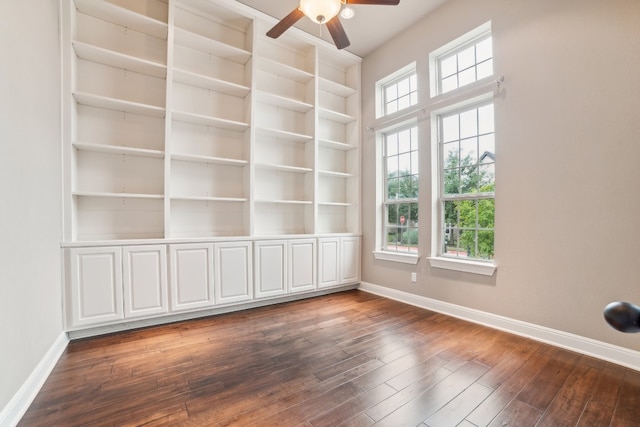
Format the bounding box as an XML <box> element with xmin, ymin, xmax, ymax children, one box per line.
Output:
<box><xmin>386</xmin><ymin>101</ymin><xmax>397</xmax><ymax>115</ymax></box>
<box><xmin>409</xmin><ymin>174</ymin><xmax>419</xmax><ymax>198</ymax></box>
<box><xmin>443</xmin><ymin>168</ymin><xmax>460</xmax><ymax>195</ymax></box>
<box><xmin>459</xmin><ymin>109</ymin><xmax>478</xmax><ymax>139</ymax></box>
<box><xmin>461</xmin><ymin>165</ymin><xmax>479</xmax><ymax>194</ymax></box>
<box><xmin>443</xmin><ymin>142</ymin><xmax>459</xmax><ymax>169</ymax></box>
<box><xmin>410</xmin><ymin>127</ymin><xmax>419</xmax><ymax>151</ymax></box>
<box><xmin>440</xmin><ymin>55</ymin><xmax>457</xmax><ymax>78</ymax></box>
<box><xmin>387</xmin><ymin>155</ymin><xmax>398</xmax><ymax>176</ymax></box>
<box><xmin>478</xmin><ymin>104</ymin><xmax>494</xmax><ymax>134</ymax></box>
<box><xmin>398</xmin><ymin>153</ymin><xmax>411</xmax><ymax>176</ymax></box>
<box><xmin>397</xmin><ymin>77</ymin><xmax>410</xmax><ymax>97</ymax></box>
<box><xmin>476</xmin><ymin>59</ymin><xmax>493</xmax><ymax>80</ymax></box>
<box><xmin>397</xmin><ymin>94</ymin><xmax>411</xmax><ymax>111</ymax></box>
<box><xmin>457</xmin><ymin>45</ymin><xmax>476</xmax><ymax>70</ymax></box>
<box><xmin>386</xmin><ymin>133</ymin><xmax>398</xmax><ymax>156</ymax></box>
<box><xmin>387</xmin><ymin>204</ymin><xmax>398</xmax><ymax>226</ymax></box>
<box><xmin>443</xmin><ymin>200</ymin><xmax>457</xmax><ymax>227</ymax></box>
<box><xmin>476</xmin><ymin>37</ymin><xmax>493</xmax><ymax>62</ymax></box>
<box><xmin>441</xmin><ymin>114</ymin><xmax>459</xmax><ymax>142</ymax></box>
<box><xmin>411</xmin><ymin>151</ymin><xmax>419</xmax><ymax>175</ymax></box>
<box><xmin>479</xmin><ymin>164</ymin><xmax>495</xmax><ymax>189</ymax></box>
<box><xmin>385</xmin><ymin>84</ymin><xmax>397</xmax><ymax>101</ymax></box>
<box><xmin>410</xmin><ymin>74</ymin><xmax>417</xmax><ymax>91</ymax></box>
<box><xmin>387</xmin><ymin>177</ymin><xmax>399</xmax><ymax>199</ymax></box>
<box><xmin>477</xmin><ymin>230</ymin><xmax>494</xmax><ymax>259</ymax></box>
<box><xmin>398</xmin><ymin>128</ymin><xmax>411</xmax><ymax>153</ymax></box>
<box><xmin>460</xmin><ymin>137</ymin><xmax>478</xmax><ymax>164</ymax></box>
<box><xmin>410</xmin><ymin>92</ymin><xmax>418</xmax><ymax>106</ymax></box>
<box><xmin>458</xmin><ymin>200</ymin><xmax>477</xmax><ymax>228</ymax></box>
<box><xmin>442</xmin><ymin>75</ymin><xmax>458</xmax><ymax>93</ymax></box>
<box><xmin>458</xmin><ymin>67</ymin><xmax>476</xmax><ymax>87</ymax></box>
<box><xmin>478</xmin><ymin>134</ymin><xmax>495</xmax><ymax>161</ymax></box>
<box><xmin>478</xmin><ymin>198</ymin><xmax>495</xmax><ymax>228</ymax></box>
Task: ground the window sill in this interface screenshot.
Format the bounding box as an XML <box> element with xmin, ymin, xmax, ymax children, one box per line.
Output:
<box><xmin>427</xmin><ymin>257</ymin><xmax>496</xmax><ymax>276</ymax></box>
<box><xmin>373</xmin><ymin>251</ymin><xmax>420</xmax><ymax>265</ymax></box>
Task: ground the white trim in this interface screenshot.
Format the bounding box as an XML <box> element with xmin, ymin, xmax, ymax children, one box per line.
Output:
<box><xmin>0</xmin><ymin>332</ymin><xmax>69</xmax><ymax>427</ymax></box>
<box><xmin>373</xmin><ymin>250</ymin><xmax>419</xmax><ymax>265</ymax></box>
<box><xmin>428</xmin><ymin>256</ymin><xmax>496</xmax><ymax>276</ymax></box>
<box><xmin>358</xmin><ymin>282</ymin><xmax>640</xmax><ymax>372</ymax></box>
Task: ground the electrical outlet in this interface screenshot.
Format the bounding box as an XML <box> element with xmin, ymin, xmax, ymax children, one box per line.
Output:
<box><xmin>411</xmin><ymin>272</ymin><xmax>417</xmax><ymax>283</ymax></box>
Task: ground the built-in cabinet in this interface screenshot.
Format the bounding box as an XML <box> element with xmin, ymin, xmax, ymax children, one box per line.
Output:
<box><xmin>62</xmin><ymin>0</ymin><xmax>362</xmax><ymax>334</ymax></box>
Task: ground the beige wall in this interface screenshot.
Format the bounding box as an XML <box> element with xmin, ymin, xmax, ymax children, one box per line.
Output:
<box><xmin>0</xmin><ymin>0</ymin><xmax>64</xmax><ymax>411</ymax></box>
<box><xmin>361</xmin><ymin>0</ymin><xmax>640</xmax><ymax>350</ymax></box>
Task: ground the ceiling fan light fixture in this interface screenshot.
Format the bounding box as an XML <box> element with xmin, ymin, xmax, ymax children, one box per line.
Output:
<box><xmin>299</xmin><ymin>0</ymin><xmax>342</xmax><ymax>24</ymax></box>
<box><xmin>340</xmin><ymin>6</ymin><xmax>355</xmax><ymax>19</ymax></box>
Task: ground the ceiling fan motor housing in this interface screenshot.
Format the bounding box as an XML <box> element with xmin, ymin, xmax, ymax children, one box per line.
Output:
<box><xmin>299</xmin><ymin>0</ymin><xmax>342</xmax><ymax>24</ymax></box>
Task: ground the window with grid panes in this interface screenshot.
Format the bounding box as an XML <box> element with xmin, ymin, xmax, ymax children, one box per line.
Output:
<box><xmin>438</xmin><ymin>102</ymin><xmax>495</xmax><ymax>260</ymax></box>
<box><xmin>383</xmin><ymin>72</ymin><xmax>418</xmax><ymax>116</ymax></box>
<box><xmin>437</xmin><ymin>33</ymin><xmax>493</xmax><ymax>94</ymax></box>
<box><xmin>384</xmin><ymin>125</ymin><xmax>419</xmax><ymax>253</ymax></box>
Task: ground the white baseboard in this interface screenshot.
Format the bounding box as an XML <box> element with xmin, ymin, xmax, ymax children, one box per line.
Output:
<box><xmin>359</xmin><ymin>281</ymin><xmax>640</xmax><ymax>371</ymax></box>
<box><xmin>0</xmin><ymin>332</ymin><xmax>69</xmax><ymax>427</ymax></box>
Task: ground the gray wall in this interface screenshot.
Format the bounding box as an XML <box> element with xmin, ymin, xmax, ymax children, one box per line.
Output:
<box><xmin>361</xmin><ymin>0</ymin><xmax>640</xmax><ymax>350</ymax></box>
<box><xmin>0</xmin><ymin>0</ymin><xmax>64</xmax><ymax>411</ymax></box>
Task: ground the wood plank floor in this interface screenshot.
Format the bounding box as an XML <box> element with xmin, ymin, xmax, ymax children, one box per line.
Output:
<box><xmin>19</xmin><ymin>290</ymin><xmax>640</xmax><ymax>426</ymax></box>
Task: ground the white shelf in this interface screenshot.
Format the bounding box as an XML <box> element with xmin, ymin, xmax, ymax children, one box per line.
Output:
<box><xmin>74</xmin><ymin>0</ymin><xmax>168</xmax><ymax>40</ymax></box>
<box><xmin>73</xmin><ymin>191</ymin><xmax>164</xmax><ymax>199</ymax></box>
<box><xmin>72</xmin><ymin>41</ymin><xmax>167</xmax><ymax>78</ymax></box>
<box><xmin>255</xmin><ymin>163</ymin><xmax>313</xmax><ymax>174</ymax></box>
<box><xmin>256</xmin><ymin>127</ymin><xmax>313</xmax><ymax>143</ymax></box>
<box><xmin>318</xmin><ymin>170</ymin><xmax>353</xmax><ymax>178</ymax></box>
<box><xmin>73</xmin><ymin>92</ymin><xmax>165</xmax><ymax>117</ymax></box>
<box><xmin>255</xmin><ymin>90</ymin><xmax>313</xmax><ymax>113</ymax></box>
<box><xmin>257</xmin><ymin>57</ymin><xmax>313</xmax><ymax>83</ymax></box>
<box><xmin>171</xmin><ymin>196</ymin><xmax>247</xmax><ymax>202</ymax></box>
<box><xmin>319</xmin><ymin>77</ymin><xmax>356</xmax><ymax>97</ymax></box>
<box><xmin>73</xmin><ymin>142</ymin><xmax>164</xmax><ymax>159</ymax></box>
<box><xmin>172</xmin><ymin>110</ymin><xmax>249</xmax><ymax>131</ymax></box>
<box><xmin>173</xmin><ymin>68</ymin><xmax>250</xmax><ymax>97</ymax></box>
<box><xmin>318</xmin><ymin>138</ymin><xmax>357</xmax><ymax>151</ymax></box>
<box><xmin>319</xmin><ymin>107</ymin><xmax>356</xmax><ymax>124</ymax></box>
<box><xmin>255</xmin><ymin>199</ymin><xmax>313</xmax><ymax>205</ymax></box>
<box><xmin>172</xmin><ymin>153</ymin><xmax>247</xmax><ymax>166</ymax></box>
<box><xmin>318</xmin><ymin>201</ymin><xmax>353</xmax><ymax>207</ymax></box>
<box><xmin>174</xmin><ymin>28</ymin><xmax>251</xmax><ymax>64</ymax></box>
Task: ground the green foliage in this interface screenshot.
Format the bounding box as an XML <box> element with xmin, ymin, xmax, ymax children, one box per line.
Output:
<box><xmin>401</xmin><ymin>229</ymin><xmax>419</xmax><ymax>245</ymax></box>
<box><xmin>387</xmin><ymin>171</ymin><xmax>419</xmax><ymax>225</ymax></box>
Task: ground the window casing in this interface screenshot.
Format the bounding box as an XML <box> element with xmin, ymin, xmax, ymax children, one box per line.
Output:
<box><xmin>438</xmin><ymin>102</ymin><xmax>495</xmax><ymax>260</ymax></box>
<box><xmin>383</xmin><ymin>125</ymin><xmax>419</xmax><ymax>253</ymax></box>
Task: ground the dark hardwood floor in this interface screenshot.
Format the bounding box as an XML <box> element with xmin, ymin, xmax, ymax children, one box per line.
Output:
<box><xmin>19</xmin><ymin>290</ymin><xmax>640</xmax><ymax>426</ymax></box>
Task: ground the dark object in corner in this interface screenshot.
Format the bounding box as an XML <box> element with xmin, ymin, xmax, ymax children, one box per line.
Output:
<box><xmin>604</xmin><ymin>301</ymin><xmax>640</xmax><ymax>333</ymax></box>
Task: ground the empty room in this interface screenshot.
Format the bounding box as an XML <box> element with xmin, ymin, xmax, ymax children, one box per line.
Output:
<box><xmin>2</xmin><ymin>0</ymin><xmax>640</xmax><ymax>425</ymax></box>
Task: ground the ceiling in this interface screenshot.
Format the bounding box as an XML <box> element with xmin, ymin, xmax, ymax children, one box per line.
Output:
<box><xmin>235</xmin><ymin>0</ymin><xmax>447</xmax><ymax>57</ymax></box>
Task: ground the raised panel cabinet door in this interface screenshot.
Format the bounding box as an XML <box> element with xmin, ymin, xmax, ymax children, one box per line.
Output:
<box><xmin>169</xmin><ymin>244</ymin><xmax>215</xmax><ymax>312</ymax></box>
<box><xmin>318</xmin><ymin>237</ymin><xmax>340</xmax><ymax>288</ymax></box>
<box><xmin>340</xmin><ymin>237</ymin><xmax>361</xmax><ymax>284</ymax></box>
<box><xmin>122</xmin><ymin>245</ymin><xmax>168</xmax><ymax>318</ymax></box>
<box><xmin>254</xmin><ymin>240</ymin><xmax>287</xmax><ymax>299</ymax></box>
<box><xmin>69</xmin><ymin>247</ymin><xmax>124</xmax><ymax>327</ymax></box>
<box><xmin>215</xmin><ymin>241</ymin><xmax>253</xmax><ymax>304</ymax></box>
<box><xmin>288</xmin><ymin>239</ymin><xmax>316</xmax><ymax>293</ymax></box>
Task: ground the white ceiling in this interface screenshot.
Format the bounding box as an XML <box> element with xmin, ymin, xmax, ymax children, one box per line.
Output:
<box><xmin>235</xmin><ymin>0</ymin><xmax>447</xmax><ymax>57</ymax></box>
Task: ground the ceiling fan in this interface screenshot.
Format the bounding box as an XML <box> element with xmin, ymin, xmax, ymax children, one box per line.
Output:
<box><xmin>266</xmin><ymin>0</ymin><xmax>400</xmax><ymax>50</ymax></box>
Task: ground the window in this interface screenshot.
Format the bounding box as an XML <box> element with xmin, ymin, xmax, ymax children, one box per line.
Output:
<box><xmin>438</xmin><ymin>102</ymin><xmax>495</xmax><ymax>260</ymax></box>
<box><xmin>383</xmin><ymin>125</ymin><xmax>419</xmax><ymax>253</ymax></box>
<box><xmin>375</xmin><ymin>62</ymin><xmax>417</xmax><ymax>118</ymax></box>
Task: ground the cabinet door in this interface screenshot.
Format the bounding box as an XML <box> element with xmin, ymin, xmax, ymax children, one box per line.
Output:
<box><xmin>289</xmin><ymin>239</ymin><xmax>316</xmax><ymax>293</ymax></box>
<box><xmin>254</xmin><ymin>240</ymin><xmax>287</xmax><ymax>299</ymax></box>
<box><xmin>215</xmin><ymin>241</ymin><xmax>253</xmax><ymax>304</ymax></box>
<box><xmin>123</xmin><ymin>245</ymin><xmax>168</xmax><ymax>318</ymax></box>
<box><xmin>318</xmin><ymin>237</ymin><xmax>340</xmax><ymax>288</ymax></box>
<box><xmin>340</xmin><ymin>236</ymin><xmax>361</xmax><ymax>284</ymax></box>
<box><xmin>69</xmin><ymin>247</ymin><xmax>123</xmax><ymax>326</ymax></box>
<box><xmin>169</xmin><ymin>244</ymin><xmax>215</xmax><ymax>312</ymax></box>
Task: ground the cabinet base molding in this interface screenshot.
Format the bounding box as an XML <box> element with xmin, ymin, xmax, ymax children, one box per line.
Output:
<box><xmin>67</xmin><ymin>285</ymin><xmax>357</xmax><ymax>340</ymax></box>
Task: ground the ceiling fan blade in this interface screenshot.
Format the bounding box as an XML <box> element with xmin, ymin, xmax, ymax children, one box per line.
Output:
<box><xmin>266</xmin><ymin>8</ymin><xmax>305</xmax><ymax>39</ymax></box>
<box><xmin>346</xmin><ymin>0</ymin><xmax>400</xmax><ymax>5</ymax></box>
<box><xmin>326</xmin><ymin>17</ymin><xmax>350</xmax><ymax>50</ymax></box>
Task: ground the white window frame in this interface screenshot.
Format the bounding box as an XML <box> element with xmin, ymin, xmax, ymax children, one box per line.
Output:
<box><xmin>375</xmin><ymin>62</ymin><xmax>417</xmax><ymax>119</ymax></box>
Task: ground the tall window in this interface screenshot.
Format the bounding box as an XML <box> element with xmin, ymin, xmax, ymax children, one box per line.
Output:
<box><xmin>438</xmin><ymin>102</ymin><xmax>495</xmax><ymax>260</ymax></box>
<box><xmin>383</xmin><ymin>125</ymin><xmax>419</xmax><ymax>253</ymax></box>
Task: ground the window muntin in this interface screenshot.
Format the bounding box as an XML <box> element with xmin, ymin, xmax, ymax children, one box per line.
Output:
<box><xmin>384</xmin><ymin>125</ymin><xmax>419</xmax><ymax>253</ymax></box>
<box><xmin>383</xmin><ymin>72</ymin><xmax>418</xmax><ymax>116</ymax></box>
<box><xmin>438</xmin><ymin>34</ymin><xmax>493</xmax><ymax>94</ymax></box>
<box><xmin>439</xmin><ymin>103</ymin><xmax>494</xmax><ymax>260</ymax></box>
